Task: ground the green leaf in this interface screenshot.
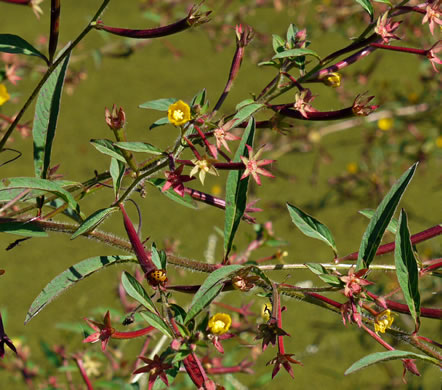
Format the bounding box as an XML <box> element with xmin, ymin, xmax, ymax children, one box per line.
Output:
<box><xmin>147</xmin><ymin>178</ymin><xmax>197</xmax><ymax>209</ymax></box>
<box><xmin>150</xmin><ymin>243</ymin><xmax>162</xmax><ymax>269</ymax></box>
<box><xmin>33</xmin><ymin>51</ymin><xmax>71</xmax><ymax>179</ymax></box>
<box><xmin>272</xmin><ymin>48</ymin><xmax>320</xmax><ymax>60</ymax></box>
<box><xmin>0</xmin><ymin>177</ymin><xmax>79</xmax><ymax>213</ymax></box>
<box><xmin>110</xmin><ymin>158</ymin><xmax>125</xmax><ymax>196</ymax></box>
<box><xmin>356</xmin><ymin>163</ymin><xmax>417</xmax><ymax>270</ymax></box>
<box><xmin>223</xmin><ymin>118</ymin><xmax>255</xmax><ymax>259</ymax></box>
<box><xmin>139</xmin><ymin>311</ymin><xmax>172</xmax><ymax>338</ymax></box>
<box><xmin>286</xmin><ymin>24</ymin><xmax>298</xmax><ymax>46</ymax></box>
<box><xmin>0</xmin><ymin>34</ymin><xmax>48</xmax><ymax>62</ymax></box>
<box><xmin>305</xmin><ymin>263</ymin><xmax>342</xmax><ymax>287</ymax></box>
<box><xmin>121</xmin><ymin>271</ymin><xmax>157</xmax><ymax>313</ymax></box>
<box><xmin>345</xmin><ymin>350</ymin><xmax>439</xmax><ymax>376</ymax></box>
<box><xmin>71</xmin><ymin>207</ymin><xmax>118</xmax><ymax>239</ymax></box>
<box><xmin>359</xmin><ymin>209</ymin><xmax>398</xmax><ymax>234</ymax></box>
<box><xmin>184</xmin><ymin>265</ymin><xmax>243</xmax><ymax>324</ymax></box>
<box><xmin>0</xmin><ymin>221</ymin><xmax>48</xmax><ymax>237</ymax></box>
<box><xmin>25</xmin><ymin>255</ymin><xmax>136</xmax><ymax>324</ymax></box>
<box><xmin>257</xmin><ymin>60</ymin><xmax>278</xmax><ymax>68</ymax></box>
<box><xmin>373</xmin><ymin>0</ymin><xmax>392</xmax><ymax>5</ymax></box>
<box><xmin>139</xmin><ymin>98</ymin><xmax>177</xmax><ymax>111</ymax></box>
<box><xmin>90</xmin><ymin>139</ymin><xmax>126</xmax><ymax>163</ymax></box>
<box><xmin>149</xmin><ymin>117</ymin><xmax>169</xmax><ymax>130</ymax></box>
<box><xmin>287</xmin><ymin>203</ymin><xmax>337</xmax><ymax>255</ymax></box>
<box><xmin>394</xmin><ymin>210</ymin><xmax>420</xmax><ymax>331</ymax></box>
<box><xmin>355</xmin><ymin>0</ymin><xmax>374</xmax><ymax>19</ymax></box>
<box><xmin>272</xmin><ymin>34</ymin><xmax>285</xmax><ymax>53</ymax></box>
<box><xmin>232</xmin><ymin>103</ymin><xmax>264</xmax><ymax>125</ymax></box>
<box><xmin>190</xmin><ymin>88</ymin><xmax>206</xmax><ymax>107</ymax></box>
<box><xmin>114</xmin><ymin>142</ymin><xmax>162</xmax><ymax>155</ymax></box>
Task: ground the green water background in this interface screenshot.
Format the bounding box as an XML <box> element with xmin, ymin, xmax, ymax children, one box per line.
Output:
<box><xmin>0</xmin><ymin>1</ymin><xmax>440</xmax><ymax>388</ymax></box>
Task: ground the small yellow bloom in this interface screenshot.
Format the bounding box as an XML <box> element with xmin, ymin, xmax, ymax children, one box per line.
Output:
<box><xmin>261</xmin><ymin>303</ymin><xmax>272</xmax><ymax>321</ymax></box>
<box><xmin>211</xmin><ymin>184</ymin><xmax>222</xmax><ymax>196</ymax></box>
<box><xmin>208</xmin><ymin>313</ymin><xmax>232</xmax><ymax>335</ymax></box>
<box><xmin>436</xmin><ymin>136</ymin><xmax>442</xmax><ymax>149</ymax></box>
<box><xmin>374</xmin><ymin>309</ymin><xmax>394</xmax><ymax>334</ymax></box>
<box><xmin>168</xmin><ymin>100</ymin><xmax>191</xmax><ymax>126</ymax></box>
<box><xmin>190</xmin><ymin>155</ymin><xmax>218</xmax><ymax>185</ymax></box>
<box><xmin>346</xmin><ymin>162</ymin><xmax>358</xmax><ymax>174</ymax></box>
<box><xmin>322</xmin><ymin>72</ymin><xmax>341</xmax><ymax>88</ymax></box>
<box><xmin>308</xmin><ymin>130</ymin><xmax>321</xmax><ymax>143</ymax></box>
<box><xmin>377</xmin><ymin>117</ymin><xmax>393</xmax><ymax>131</ymax></box>
<box><xmin>0</xmin><ymin>84</ymin><xmax>10</xmax><ymax>106</ymax></box>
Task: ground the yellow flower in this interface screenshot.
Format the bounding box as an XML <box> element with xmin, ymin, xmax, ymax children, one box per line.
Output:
<box><xmin>346</xmin><ymin>162</ymin><xmax>358</xmax><ymax>174</ymax></box>
<box><xmin>261</xmin><ymin>303</ymin><xmax>272</xmax><ymax>321</ymax></box>
<box><xmin>168</xmin><ymin>100</ymin><xmax>191</xmax><ymax>126</ymax></box>
<box><xmin>0</xmin><ymin>84</ymin><xmax>10</xmax><ymax>106</ymax></box>
<box><xmin>211</xmin><ymin>184</ymin><xmax>222</xmax><ymax>196</ymax></box>
<box><xmin>436</xmin><ymin>136</ymin><xmax>442</xmax><ymax>149</ymax></box>
<box><xmin>374</xmin><ymin>309</ymin><xmax>394</xmax><ymax>334</ymax></box>
<box><xmin>322</xmin><ymin>72</ymin><xmax>341</xmax><ymax>88</ymax></box>
<box><xmin>208</xmin><ymin>313</ymin><xmax>232</xmax><ymax>335</ymax></box>
<box><xmin>377</xmin><ymin>118</ymin><xmax>393</xmax><ymax>131</ymax></box>
<box><xmin>190</xmin><ymin>155</ymin><xmax>218</xmax><ymax>185</ymax></box>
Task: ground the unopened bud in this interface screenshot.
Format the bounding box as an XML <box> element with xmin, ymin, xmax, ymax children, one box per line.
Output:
<box><xmin>105</xmin><ymin>104</ymin><xmax>126</xmax><ymax>130</ymax></box>
<box><xmin>321</xmin><ymin>72</ymin><xmax>341</xmax><ymax>88</ymax></box>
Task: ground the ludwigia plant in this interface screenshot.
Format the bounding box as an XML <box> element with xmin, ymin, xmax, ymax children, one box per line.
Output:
<box><xmin>0</xmin><ymin>0</ymin><xmax>440</xmax><ymax>388</ymax></box>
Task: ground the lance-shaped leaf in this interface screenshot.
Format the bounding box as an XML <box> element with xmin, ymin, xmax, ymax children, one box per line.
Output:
<box><xmin>121</xmin><ymin>272</ymin><xmax>157</xmax><ymax>313</ymax></box>
<box><xmin>345</xmin><ymin>350</ymin><xmax>439</xmax><ymax>376</ymax></box>
<box><xmin>147</xmin><ymin>178</ymin><xmax>197</xmax><ymax>209</ymax></box>
<box><xmin>232</xmin><ymin>103</ymin><xmax>263</xmax><ymax>126</ymax></box>
<box><xmin>272</xmin><ymin>48</ymin><xmax>321</xmax><ymax>60</ymax></box>
<box><xmin>114</xmin><ymin>141</ymin><xmax>162</xmax><ymax>155</ymax></box>
<box><xmin>110</xmin><ymin>157</ymin><xmax>125</xmax><ymax>196</ymax></box>
<box><xmin>395</xmin><ymin>210</ymin><xmax>421</xmax><ymax>331</ymax></box>
<box><xmin>25</xmin><ymin>255</ymin><xmax>136</xmax><ymax>324</ymax></box>
<box><xmin>355</xmin><ymin>0</ymin><xmax>374</xmax><ymax>20</ymax></box>
<box><xmin>139</xmin><ymin>311</ymin><xmax>172</xmax><ymax>338</ymax></box>
<box><xmin>359</xmin><ymin>209</ymin><xmax>398</xmax><ymax>234</ymax></box>
<box><xmin>149</xmin><ymin>116</ymin><xmax>169</xmax><ymax>130</ymax></box>
<box><xmin>287</xmin><ymin>203</ymin><xmax>337</xmax><ymax>256</ymax></box>
<box><xmin>0</xmin><ymin>221</ymin><xmax>48</xmax><ymax>237</ymax></box>
<box><xmin>0</xmin><ymin>177</ymin><xmax>79</xmax><ymax>213</ymax></box>
<box><xmin>33</xmin><ymin>50</ymin><xmax>71</xmax><ymax>179</ymax></box>
<box><xmin>71</xmin><ymin>206</ymin><xmax>118</xmax><ymax>239</ymax></box>
<box><xmin>0</xmin><ymin>34</ymin><xmax>48</xmax><ymax>62</ymax></box>
<box><xmin>139</xmin><ymin>98</ymin><xmax>177</xmax><ymax>111</ymax></box>
<box><xmin>356</xmin><ymin>163</ymin><xmax>417</xmax><ymax>271</ymax></box>
<box><xmin>305</xmin><ymin>263</ymin><xmax>342</xmax><ymax>287</ymax></box>
<box><xmin>184</xmin><ymin>265</ymin><xmax>243</xmax><ymax>324</ymax></box>
<box><xmin>90</xmin><ymin>139</ymin><xmax>127</xmax><ymax>163</ymax></box>
<box><xmin>223</xmin><ymin>118</ymin><xmax>255</xmax><ymax>259</ymax></box>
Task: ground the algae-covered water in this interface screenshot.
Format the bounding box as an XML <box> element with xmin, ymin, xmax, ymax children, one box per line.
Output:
<box><xmin>0</xmin><ymin>1</ymin><xmax>440</xmax><ymax>388</ymax></box>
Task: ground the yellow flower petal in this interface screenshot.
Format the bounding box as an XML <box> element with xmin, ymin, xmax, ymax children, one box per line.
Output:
<box><xmin>208</xmin><ymin>313</ymin><xmax>232</xmax><ymax>335</ymax></box>
<box><xmin>168</xmin><ymin>100</ymin><xmax>191</xmax><ymax>126</ymax></box>
<box><xmin>0</xmin><ymin>84</ymin><xmax>10</xmax><ymax>106</ymax></box>
<box><xmin>377</xmin><ymin>118</ymin><xmax>393</xmax><ymax>131</ymax></box>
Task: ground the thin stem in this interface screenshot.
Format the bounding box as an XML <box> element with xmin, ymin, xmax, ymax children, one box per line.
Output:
<box><xmin>0</xmin><ymin>0</ymin><xmax>111</xmax><ymax>151</ymax></box>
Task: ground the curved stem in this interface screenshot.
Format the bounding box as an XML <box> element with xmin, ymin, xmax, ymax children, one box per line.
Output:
<box><xmin>0</xmin><ymin>0</ymin><xmax>111</xmax><ymax>151</ymax></box>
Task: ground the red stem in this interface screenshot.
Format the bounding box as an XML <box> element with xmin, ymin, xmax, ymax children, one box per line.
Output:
<box><xmin>73</xmin><ymin>356</ymin><xmax>94</xmax><ymax>390</ymax></box>
<box><xmin>366</xmin><ymin>291</ymin><xmax>442</xmax><ymax>319</ymax></box>
<box><xmin>338</xmin><ymin>225</ymin><xmax>442</xmax><ymax>261</ymax></box>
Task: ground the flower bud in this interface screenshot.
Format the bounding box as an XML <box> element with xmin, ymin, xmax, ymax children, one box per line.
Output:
<box><xmin>105</xmin><ymin>104</ymin><xmax>126</xmax><ymax>130</ymax></box>
<box><xmin>321</xmin><ymin>72</ymin><xmax>341</xmax><ymax>88</ymax></box>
